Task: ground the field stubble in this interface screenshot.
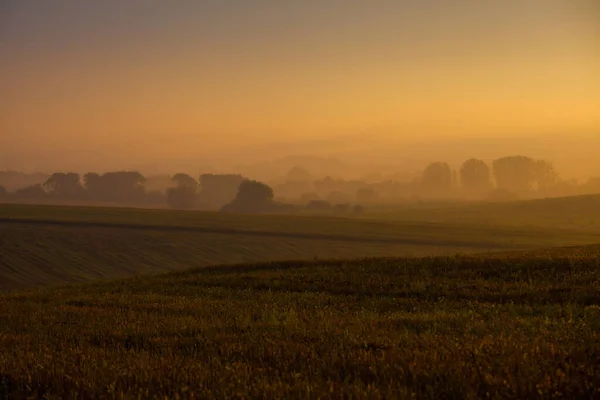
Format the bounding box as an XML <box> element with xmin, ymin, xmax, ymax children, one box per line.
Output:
<box><xmin>1</xmin><ymin>246</ymin><xmax>600</xmax><ymax>398</ymax></box>
<box><xmin>1</xmin><ymin>203</ymin><xmax>600</xmax><ymax>398</ymax></box>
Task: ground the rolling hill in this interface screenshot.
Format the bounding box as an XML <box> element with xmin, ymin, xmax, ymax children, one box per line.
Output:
<box><xmin>2</xmin><ymin>202</ymin><xmax>600</xmax><ymax>291</ymax></box>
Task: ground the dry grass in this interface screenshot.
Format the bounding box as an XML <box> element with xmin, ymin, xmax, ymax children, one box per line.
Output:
<box><xmin>1</xmin><ymin>246</ymin><xmax>600</xmax><ymax>398</ymax></box>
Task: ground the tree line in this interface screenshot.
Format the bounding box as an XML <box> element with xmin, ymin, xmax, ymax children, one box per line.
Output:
<box><xmin>1</xmin><ymin>155</ymin><xmax>599</xmax><ymax>213</ymax></box>
<box><xmin>0</xmin><ymin>171</ymin><xmax>284</xmax><ymax>213</ymax></box>
<box><xmin>422</xmin><ymin>156</ymin><xmax>558</xmax><ymax>196</ymax></box>
<box><xmin>274</xmin><ymin>156</ymin><xmax>598</xmax><ymax>204</ymax></box>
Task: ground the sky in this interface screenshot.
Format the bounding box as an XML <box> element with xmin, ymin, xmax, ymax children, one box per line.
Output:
<box><xmin>1</xmin><ymin>0</ymin><xmax>599</xmax><ymax>172</ymax></box>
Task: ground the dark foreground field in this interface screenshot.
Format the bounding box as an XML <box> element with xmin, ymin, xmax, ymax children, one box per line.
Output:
<box><xmin>1</xmin><ymin>245</ymin><xmax>600</xmax><ymax>398</ymax></box>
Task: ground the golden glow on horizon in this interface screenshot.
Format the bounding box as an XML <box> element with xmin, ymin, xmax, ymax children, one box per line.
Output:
<box><xmin>2</xmin><ymin>0</ymin><xmax>599</xmax><ymax>157</ymax></box>
<box><xmin>5</xmin><ymin>56</ymin><xmax>598</xmax><ymax>142</ymax></box>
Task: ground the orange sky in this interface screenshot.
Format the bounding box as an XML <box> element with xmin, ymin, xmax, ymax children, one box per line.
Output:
<box><xmin>1</xmin><ymin>1</ymin><xmax>599</xmax><ymax>170</ymax></box>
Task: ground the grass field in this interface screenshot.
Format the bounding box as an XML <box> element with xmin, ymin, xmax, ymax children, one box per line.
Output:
<box><xmin>1</xmin><ymin>201</ymin><xmax>600</xmax><ymax>397</ymax></box>
<box><xmin>1</xmin><ymin>245</ymin><xmax>600</xmax><ymax>398</ymax></box>
<box><xmin>2</xmin><ymin>202</ymin><xmax>600</xmax><ymax>291</ymax></box>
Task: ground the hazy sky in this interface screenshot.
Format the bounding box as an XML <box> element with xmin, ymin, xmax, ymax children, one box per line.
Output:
<box><xmin>1</xmin><ymin>0</ymin><xmax>599</xmax><ymax>171</ymax></box>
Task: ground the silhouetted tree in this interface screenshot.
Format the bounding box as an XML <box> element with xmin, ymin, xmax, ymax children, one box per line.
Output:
<box><xmin>422</xmin><ymin>162</ymin><xmax>452</xmax><ymax>192</ymax></box>
<box><xmin>460</xmin><ymin>159</ymin><xmax>491</xmax><ymax>193</ymax></box>
<box><xmin>221</xmin><ymin>180</ymin><xmax>275</xmax><ymax>213</ymax></box>
<box><xmin>83</xmin><ymin>171</ymin><xmax>146</xmax><ymax>203</ymax></box>
<box><xmin>83</xmin><ymin>172</ymin><xmax>102</xmax><ymax>197</ymax></box>
<box><xmin>198</xmin><ymin>174</ymin><xmax>244</xmax><ymax>210</ymax></box>
<box><xmin>492</xmin><ymin>156</ymin><xmax>554</xmax><ymax>195</ymax></box>
<box><xmin>172</xmin><ymin>173</ymin><xmax>197</xmax><ymax>189</ymax></box>
<box><xmin>43</xmin><ymin>172</ymin><xmax>84</xmax><ymax>199</ymax></box>
<box><xmin>534</xmin><ymin>160</ymin><xmax>558</xmax><ymax>192</ymax></box>
<box><xmin>0</xmin><ymin>185</ymin><xmax>7</xmax><ymax>197</ymax></box>
<box><xmin>166</xmin><ymin>173</ymin><xmax>198</xmax><ymax>210</ymax></box>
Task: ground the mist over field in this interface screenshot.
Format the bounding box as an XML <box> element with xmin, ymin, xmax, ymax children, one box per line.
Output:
<box><xmin>1</xmin><ymin>1</ymin><xmax>600</xmax><ymax>398</ymax></box>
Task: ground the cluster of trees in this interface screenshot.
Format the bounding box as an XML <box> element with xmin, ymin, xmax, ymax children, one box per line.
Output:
<box><xmin>0</xmin><ymin>170</ymin><xmax>288</xmax><ymax>214</ymax></box>
<box><xmin>166</xmin><ymin>173</ymin><xmax>247</xmax><ymax>211</ymax></box>
<box><xmin>274</xmin><ymin>156</ymin><xmax>599</xmax><ymax>204</ymax></box>
<box><xmin>221</xmin><ymin>180</ymin><xmax>282</xmax><ymax>213</ymax></box>
<box><xmin>1</xmin><ymin>171</ymin><xmax>151</xmax><ymax>205</ymax></box>
<box><xmin>168</xmin><ymin>174</ymin><xmax>296</xmax><ymax>213</ymax></box>
<box><xmin>1</xmin><ymin>154</ymin><xmax>600</xmax><ymax>213</ymax></box>
<box><xmin>421</xmin><ymin>156</ymin><xmax>561</xmax><ymax>198</ymax></box>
